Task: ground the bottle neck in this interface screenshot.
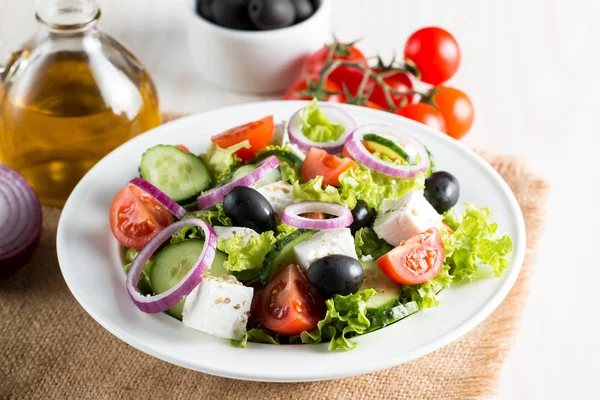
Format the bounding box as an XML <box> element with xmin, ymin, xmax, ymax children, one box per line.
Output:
<box><xmin>35</xmin><ymin>0</ymin><xmax>100</xmax><ymax>31</ymax></box>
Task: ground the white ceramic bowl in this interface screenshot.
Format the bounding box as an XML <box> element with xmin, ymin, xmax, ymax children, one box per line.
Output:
<box><xmin>184</xmin><ymin>0</ymin><xmax>331</xmax><ymax>94</ymax></box>
<box><xmin>57</xmin><ymin>101</ymin><xmax>526</xmax><ymax>382</ymax></box>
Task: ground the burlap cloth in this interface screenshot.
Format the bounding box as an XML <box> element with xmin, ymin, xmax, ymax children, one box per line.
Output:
<box><xmin>0</xmin><ymin>113</ymin><xmax>550</xmax><ymax>400</ymax></box>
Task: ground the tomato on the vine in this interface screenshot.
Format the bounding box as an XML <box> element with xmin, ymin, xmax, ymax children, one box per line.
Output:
<box><xmin>283</xmin><ymin>76</ymin><xmax>345</xmax><ymax>103</ymax></box>
<box><xmin>304</xmin><ymin>43</ymin><xmax>366</xmax><ymax>88</ymax></box>
<box><xmin>404</xmin><ymin>27</ymin><xmax>460</xmax><ymax>85</ymax></box>
<box><xmin>369</xmin><ymin>70</ymin><xmax>414</xmax><ymax>110</ymax></box>
<box><xmin>395</xmin><ymin>103</ymin><xmax>446</xmax><ymax>133</ymax></box>
<box><xmin>432</xmin><ymin>87</ymin><xmax>474</xmax><ymax>139</ymax></box>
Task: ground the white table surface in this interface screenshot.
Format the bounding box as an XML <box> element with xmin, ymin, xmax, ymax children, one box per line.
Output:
<box><xmin>2</xmin><ymin>0</ymin><xmax>599</xmax><ymax>398</ymax></box>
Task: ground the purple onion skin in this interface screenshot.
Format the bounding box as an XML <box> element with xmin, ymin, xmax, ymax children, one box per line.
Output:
<box><xmin>0</xmin><ymin>236</ymin><xmax>40</xmax><ymax>278</ymax></box>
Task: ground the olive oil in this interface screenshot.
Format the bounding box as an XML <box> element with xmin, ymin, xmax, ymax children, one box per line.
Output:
<box><xmin>0</xmin><ymin>1</ymin><xmax>161</xmax><ymax>206</ymax></box>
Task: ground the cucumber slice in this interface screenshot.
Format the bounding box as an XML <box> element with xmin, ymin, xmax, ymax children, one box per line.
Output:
<box><xmin>363</xmin><ymin>133</ymin><xmax>412</xmax><ymax>164</ymax></box>
<box><xmin>359</xmin><ymin>260</ymin><xmax>419</xmax><ymax>331</ymax></box>
<box><xmin>139</xmin><ymin>145</ymin><xmax>211</xmax><ymax>204</ymax></box>
<box><xmin>260</xmin><ymin>229</ymin><xmax>314</xmax><ymax>285</ymax></box>
<box><xmin>150</xmin><ymin>239</ymin><xmax>228</xmax><ymax>320</ymax></box>
<box><xmin>255</xmin><ymin>149</ymin><xmax>303</xmax><ymax>174</ymax></box>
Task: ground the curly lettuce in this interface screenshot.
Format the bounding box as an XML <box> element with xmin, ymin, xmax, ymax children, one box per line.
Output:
<box><xmin>354</xmin><ymin>227</ymin><xmax>392</xmax><ymax>259</ymax></box>
<box><xmin>218</xmin><ymin>231</ymin><xmax>276</xmax><ymax>274</ymax></box>
<box><xmin>202</xmin><ymin>140</ymin><xmax>250</xmax><ymax>182</ymax></box>
<box><xmin>182</xmin><ymin>203</ymin><xmax>232</xmax><ymax>227</ymax></box>
<box><xmin>292</xmin><ymin>176</ymin><xmax>353</xmax><ymax>207</ymax></box>
<box><xmin>292</xmin><ymin>289</ymin><xmax>376</xmax><ymax>351</ymax></box>
<box><xmin>442</xmin><ymin>204</ymin><xmax>513</xmax><ymax>282</ymax></box>
<box><xmin>300</xmin><ymin>99</ymin><xmax>345</xmax><ymax>142</ymax></box>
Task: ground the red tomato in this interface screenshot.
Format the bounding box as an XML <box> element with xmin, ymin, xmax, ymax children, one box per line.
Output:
<box><xmin>404</xmin><ymin>27</ymin><xmax>461</xmax><ymax>85</ymax></box>
<box><xmin>432</xmin><ymin>87</ymin><xmax>474</xmax><ymax>139</ymax></box>
<box><xmin>376</xmin><ymin>228</ymin><xmax>444</xmax><ymax>285</ymax></box>
<box><xmin>364</xmin><ymin>100</ymin><xmax>386</xmax><ymax>111</ymax></box>
<box><xmin>283</xmin><ymin>76</ymin><xmax>345</xmax><ymax>103</ymax></box>
<box><xmin>174</xmin><ymin>144</ymin><xmax>190</xmax><ymax>153</ymax></box>
<box><xmin>396</xmin><ymin>103</ymin><xmax>447</xmax><ymax>133</ymax></box>
<box><xmin>304</xmin><ymin>44</ymin><xmax>366</xmax><ymax>88</ymax></box>
<box><xmin>259</xmin><ymin>265</ymin><xmax>325</xmax><ymax>335</ymax></box>
<box><xmin>211</xmin><ymin>116</ymin><xmax>274</xmax><ymax>161</ymax></box>
<box><xmin>301</xmin><ymin>147</ymin><xmax>356</xmax><ymax>186</ymax></box>
<box><xmin>369</xmin><ymin>70</ymin><xmax>414</xmax><ymax>110</ymax></box>
<box><xmin>342</xmin><ymin>144</ymin><xmax>352</xmax><ymax>159</ymax></box>
<box><xmin>109</xmin><ymin>185</ymin><xmax>174</xmax><ymax>250</ymax></box>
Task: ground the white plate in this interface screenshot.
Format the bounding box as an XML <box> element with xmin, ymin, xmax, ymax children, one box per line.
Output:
<box><xmin>57</xmin><ymin>101</ymin><xmax>526</xmax><ymax>382</ymax></box>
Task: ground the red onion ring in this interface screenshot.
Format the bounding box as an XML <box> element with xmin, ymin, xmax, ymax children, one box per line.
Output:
<box><xmin>0</xmin><ymin>165</ymin><xmax>42</xmax><ymax>277</ymax></box>
<box><xmin>344</xmin><ymin>124</ymin><xmax>430</xmax><ymax>178</ymax></box>
<box><xmin>281</xmin><ymin>201</ymin><xmax>353</xmax><ymax>230</ymax></box>
<box><xmin>129</xmin><ymin>177</ymin><xmax>186</xmax><ymax>219</ymax></box>
<box><xmin>126</xmin><ymin>218</ymin><xmax>216</xmax><ymax>313</ymax></box>
<box><xmin>196</xmin><ymin>156</ymin><xmax>280</xmax><ymax>210</ymax></box>
<box><xmin>288</xmin><ymin>105</ymin><xmax>356</xmax><ymax>154</ymax></box>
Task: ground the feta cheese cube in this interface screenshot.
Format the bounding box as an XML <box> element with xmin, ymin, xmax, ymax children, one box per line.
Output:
<box><xmin>373</xmin><ymin>190</ymin><xmax>442</xmax><ymax>246</ymax></box>
<box><xmin>293</xmin><ymin>228</ymin><xmax>358</xmax><ymax>271</ymax></box>
<box><xmin>271</xmin><ymin>121</ymin><xmax>288</xmax><ymax>146</ymax></box>
<box><xmin>257</xmin><ymin>181</ymin><xmax>294</xmax><ymax>216</ymax></box>
<box><xmin>213</xmin><ymin>226</ymin><xmax>258</xmax><ymax>246</ymax></box>
<box><xmin>183</xmin><ymin>275</ymin><xmax>253</xmax><ymax>340</ymax></box>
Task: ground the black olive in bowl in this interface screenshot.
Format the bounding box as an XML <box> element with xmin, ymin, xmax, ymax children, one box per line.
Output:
<box><xmin>248</xmin><ymin>0</ymin><xmax>296</xmax><ymax>30</ymax></box>
<box><xmin>211</xmin><ymin>0</ymin><xmax>254</xmax><ymax>30</ymax></box>
<box><xmin>292</xmin><ymin>0</ymin><xmax>314</xmax><ymax>23</ymax></box>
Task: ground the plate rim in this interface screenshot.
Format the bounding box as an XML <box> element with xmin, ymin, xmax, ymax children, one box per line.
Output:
<box><xmin>57</xmin><ymin>100</ymin><xmax>526</xmax><ymax>382</ymax></box>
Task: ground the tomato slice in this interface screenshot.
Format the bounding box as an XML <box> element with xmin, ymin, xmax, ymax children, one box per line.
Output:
<box><xmin>301</xmin><ymin>147</ymin><xmax>356</xmax><ymax>186</ymax></box>
<box><xmin>259</xmin><ymin>265</ymin><xmax>325</xmax><ymax>335</ymax></box>
<box><xmin>211</xmin><ymin>116</ymin><xmax>274</xmax><ymax>161</ymax></box>
<box><xmin>376</xmin><ymin>228</ymin><xmax>444</xmax><ymax>285</ymax></box>
<box><xmin>109</xmin><ymin>185</ymin><xmax>174</xmax><ymax>250</ymax></box>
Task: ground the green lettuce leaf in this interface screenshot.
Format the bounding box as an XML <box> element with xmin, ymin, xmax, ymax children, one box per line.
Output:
<box><xmin>293</xmin><ymin>289</ymin><xmax>376</xmax><ymax>351</ymax></box>
<box><xmin>276</xmin><ymin>221</ymin><xmax>298</xmax><ymax>237</ymax></box>
<box><xmin>123</xmin><ymin>248</ymin><xmax>153</xmax><ymax>295</ymax></box>
<box><xmin>338</xmin><ymin>164</ymin><xmax>425</xmax><ymax>211</ymax></box>
<box><xmin>202</xmin><ymin>141</ymin><xmax>250</xmax><ymax>182</ymax></box>
<box><xmin>354</xmin><ymin>227</ymin><xmax>392</xmax><ymax>259</ymax></box>
<box><xmin>182</xmin><ymin>203</ymin><xmax>232</xmax><ymax>227</ymax></box>
<box><xmin>442</xmin><ymin>204</ymin><xmax>513</xmax><ymax>282</ymax></box>
<box><xmin>300</xmin><ymin>99</ymin><xmax>345</xmax><ymax>143</ymax></box>
<box><xmin>292</xmin><ymin>176</ymin><xmax>354</xmax><ymax>208</ymax></box>
<box><xmin>230</xmin><ymin>328</ymin><xmax>281</xmax><ymax>348</ymax></box>
<box><xmin>279</xmin><ymin>161</ymin><xmax>298</xmax><ymax>184</ymax></box>
<box><xmin>218</xmin><ymin>231</ymin><xmax>276</xmax><ymax>274</ymax></box>
<box><xmin>399</xmin><ymin>263</ymin><xmax>452</xmax><ymax>308</ymax></box>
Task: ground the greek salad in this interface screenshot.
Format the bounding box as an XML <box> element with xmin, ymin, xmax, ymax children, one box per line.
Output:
<box><xmin>109</xmin><ymin>100</ymin><xmax>513</xmax><ymax>351</ymax></box>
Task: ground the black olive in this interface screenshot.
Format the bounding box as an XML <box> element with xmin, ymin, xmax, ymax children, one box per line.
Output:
<box><xmin>310</xmin><ymin>0</ymin><xmax>322</xmax><ymax>9</ymax></box>
<box><xmin>307</xmin><ymin>255</ymin><xmax>364</xmax><ymax>297</ymax></box>
<box><xmin>424</xmin><ymin>171</ymin><xmax>460</xmax><ymax>214</ymax></box>
<box><xmin>291</xmin><ymin>0</ymin><xmax>313</xmax><ymax>23</ymax></box>
<box><xmin>248</xmin><ymin>0</ymin><xmax>296</xmax><ymax>30</ymax></box>
<box><xmin>211</xmin><ymin>0</ymin><xmax>253</xmax><ymax>30</ymax></box>
<box><xmin>223</xmin><ymin>186</ymin><xmax>277</xmax><ymax>233</ymax></box>
<box><xmin>196</xmin><ymin>0</ymin><xmax>214</xmax><ymax>21</ymax></box>
<box><xmin>348</xmin><ymin>200</ymin><xmax>376</xmax><ymax>234</ymax></box>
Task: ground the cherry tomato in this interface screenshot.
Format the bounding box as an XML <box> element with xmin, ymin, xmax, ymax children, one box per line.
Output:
<box><xmin>364</xmin><ymin>101</ymin><xmax>386</xmax><ymax>111</ymax></box>
<box><xmin>376</xmin><ymin>228</ymin><xmax>444</xmax><ymax>285</ymax></box>
<box><xmin>301</xmin><ymin>147</ymin><xmax>356</xmax><ymax>186</ymax></box>
<box><xmin>396</xmin><ymin>103</ymin><xmax>446</xmax><ymax>133</ymax></box>
<box><xmin>283</xmin><ymin>76</ymin><xmax>345</xmax><ymax>103</ymax></box>
<box><xmin>259</xmin><ymin>265</ymin><xmax>325</xmax><ymax>335</ymax></box>
<box><xmin>109</xmin><ymin>185</ymin><xmax>174</xmax><ymax>250</ymax></box>
<box><xmin>304</xmin><ymin>44</ymin><xmax>366</xmax><ymax>88</ymax></box>
<box><xmin>432</xmin><ymin>87</ymin><xmax>474</xmax><ymax>139</ymax></box>
<box><xmin>404</xmin><ymin>27</ymin><xmax>460</xmax><ymax>85</ymax></box>
<box><xmin>174</xmin><ymin>144</ymin><xmax>190</xmax><ymax>153</ymax></box>
<box><xmin>211</xmin><ymin>116</ymin><xmax>274</xmax><ymax>161</ymax></box>
<box><xmin>369</xmin><ymin>70</ymin><xmax>414</xmax><ymax>110</ymax></box>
